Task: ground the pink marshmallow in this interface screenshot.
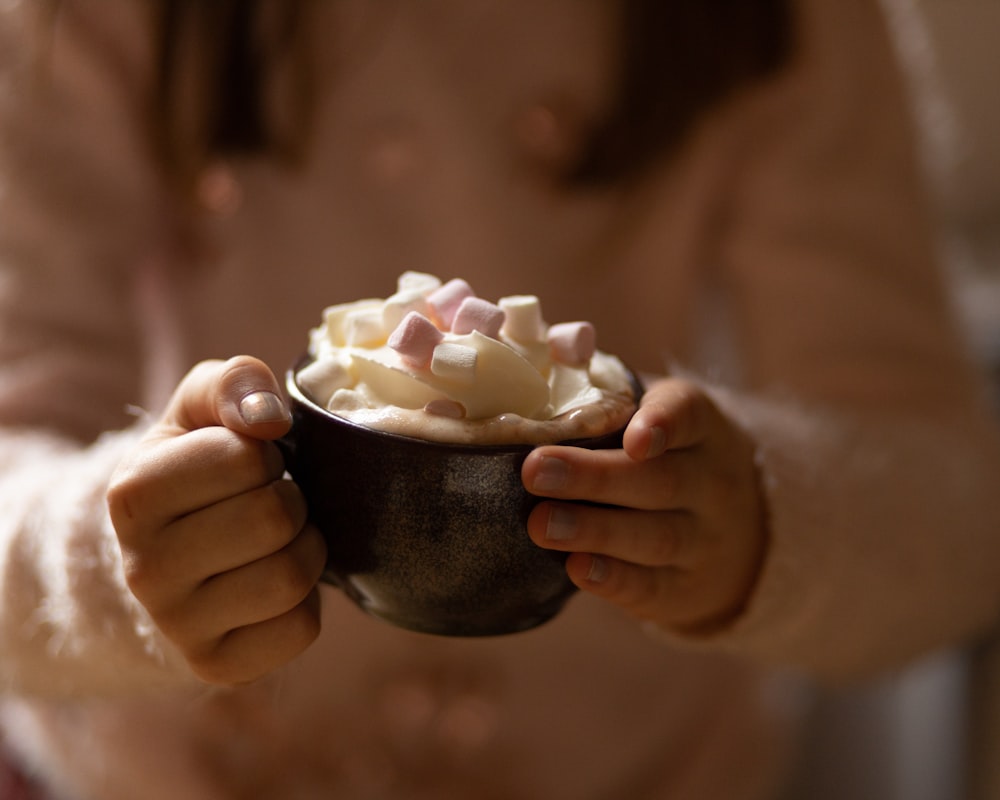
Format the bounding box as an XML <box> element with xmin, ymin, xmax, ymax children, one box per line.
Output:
<box><xmin>387</xmin><ymin>311</ymin><xmax>443</xmax><ymax>368</ymax></box>
<box><xmin>547</xmin><ymin>321</ymin><xmax>596</xmax><ymax>366</ymax></box>
<box><xmin>424</xmin><ymin>398</ymin><xmax>467</xmax><ymax>419</ymax></box>
<box><xmin>427</xmin><ymin>279</ymin><xmax>475</xmax><ymax>330</ymax></box>
<box><xmin>451</xmin><ymin>297</ymin><xmax>505</xmax><ymax>339</ymax></box>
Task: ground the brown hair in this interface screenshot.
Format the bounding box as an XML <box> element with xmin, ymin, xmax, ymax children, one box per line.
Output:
<box><xmin>575</xmin><ymin>0</ymin><xmax>794</xmax><ymax>184</ymax></box>
<box><xmin>152</xmin><ymin>0</ymin><xmax>794</xmax><ymax>190</ymax></box>
<box><xmin>151</xmin><ymin>0</ymin><xmax>314</xmax><ymax>187</ymax></box>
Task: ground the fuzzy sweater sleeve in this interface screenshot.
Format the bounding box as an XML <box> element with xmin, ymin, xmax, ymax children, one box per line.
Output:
<box><xmin>662</xmin><ymin>0</ymin><xmax>1000</xmax><ymax>680</ymax></box>
<box><xmin>0</xmin><ymin>2</ymin><xmax>196</xmax><ymax>695</ymax></box>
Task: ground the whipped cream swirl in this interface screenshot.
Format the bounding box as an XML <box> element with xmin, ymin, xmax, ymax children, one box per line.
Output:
<box><xmin>295</xmin><ymin>272</ymin><xmax>637</xmax><ymax>445</ymax></box>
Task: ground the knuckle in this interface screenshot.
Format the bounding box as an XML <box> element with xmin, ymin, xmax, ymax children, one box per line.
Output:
<box><xmin>223</xmin><ymin>354</ymin><xmax>267</xmax><ymax>380</ymax></box>
<box><xmin>105</xmin><ymin>469</ymin><xmax>130</xmax><ymax>517</ymax></box>
<box><xmin>218</xmin><ymin>355</ymin><xmax>274</xmax><ymax>401</ymax></box>
<box><xmin>264</xmin><ymin>546</ymin><xmax>318</xmax><ymax>608</ymax></box>
<box><xmin>202</xmin><ymin>430</ymin><xmax>280</xmax><ymax>485</ymax></box>
<box><xmin>282</xmin><ymin>597</ymin><xmax>323</xmax><ymax>651</ymax></box>
<box><xmin>224</xmin><ymin>354</ymin><xmax>262</xmax><ymax>372</ymax></box>
<box><xmin>119</xmin><ymin>532</ymin><xmax>191</xmax><ymax>599</ymax></box>
<box><xmin>189</xmin><ymin>597</ymin><xmax>320</xmax><ymax>687</ymax></box>
<box><xmin>187</xmin><ymin>648</ymin><xmax>252</xmax><ymax>688</ymax></box>
<box><xmin>665</xmin><ymin>380</ymin><xmax>712</xmax><ymax>433</ymax></box>
<box><xmin>148</xmin><ymin>606</ymin><xmax>198</xmax><ymax>650</ymax></box>
<box><xmin>187</xmin><ymin>358</ymin><xmax>225</xmax><ymax>384</ymax></box>
<box><xmin>285</xmin><ymin>545</ymin><xmax>319</xmax><ymax>592</ymax></box>
<box><xmin>105</xmin><ymin>459</ymin><xmax>153</xmax><ymax>535</ymax></box>
<box><xmin>253</xmin><ymin>482</ymin><xmax>302</xmax><ymax>549</ymax></box>
<box><xmin>185</xmin><ymin>358</ymin><xmax>233</xmax><ymax>396</ymax></box>
<box><xmin>120</xmin><ymin>549</ymin><xmax>161</xmax><ymax>598</ymax></box>
<box><xmin>669</xmin><ymin>378</ymin><xmax>702</xmax><ymax>409</ymax></box>
<box><xmin>215</xmin><ymin>430</ymin><xmax>263</xmax><ymax>472</ymax></box>
<box><xmin>186</xmin><ymin>633</ymin><xmax>266</xmax><ymax>688</ymax></box>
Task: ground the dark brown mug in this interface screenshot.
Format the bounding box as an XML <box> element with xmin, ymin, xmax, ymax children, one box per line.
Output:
<box><xmin>279</xmin><ymin>360</ymin><xmax>638</xmax><ymax>637</ymax></box>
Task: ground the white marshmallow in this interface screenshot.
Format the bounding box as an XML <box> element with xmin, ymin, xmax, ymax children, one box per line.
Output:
<box><xmin>397</xmin><ymin>271</ymin><xmax>442</xmax><ymax>295</ymax></box>
<box><xmin>382</xmin><ymin>289</ymin><xmax>433</xmax><ymax>332</ymax></box>
<box><xmin>326</xmin><ymin>387</ymin><xmax>369</xmax><ymax>412</ymax></box>
<box><xmin>345</xmin><ymin>307</ymin><xmax>386</xmax><ymax>347</ymax></box>
<box><xmin>320</xmin><ymin>299</ymin><xmax>382</xmax><ymax>346</ymax></box>
<box><xmin>296</xmin><ymin>357</ymin><xmax>353</xmax><ymax>406</ymax></box>
<box><xmin>430</xmin><ymin>342</ymin><xmax>478</xmax><ymax>384</ymax></box>
<box><xmin>499</xmin><ymin>295</ymin><xmax>546</xmax><ymax>343</ymax></box>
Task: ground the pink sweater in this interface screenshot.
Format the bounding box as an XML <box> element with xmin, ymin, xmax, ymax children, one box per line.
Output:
<box><xmin>1</xmin><ymin>1</ymin><xmax>998</xmax><ymax>798</ymax></box>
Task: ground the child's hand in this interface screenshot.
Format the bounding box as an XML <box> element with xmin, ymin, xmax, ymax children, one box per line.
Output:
<box><xmin>107</xmin><ymin>356</ymin><xmax>326</xmax><ymax>686</ymax></box>
<box><xmin>522</xmin><ymin>377</ymin><xmax>767</xmax><ymax>634</ymax></box>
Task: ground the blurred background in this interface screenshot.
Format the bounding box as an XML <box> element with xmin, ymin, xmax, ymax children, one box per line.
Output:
<box><xmin>897</xmin><ymin>0</ymin><xmax>1000</xmax><ymax>374</ymax></box>
<box><xmin>786</xmin><ymin>3</ymin><xmax>1000</xmax><ymax>799</ymax></box>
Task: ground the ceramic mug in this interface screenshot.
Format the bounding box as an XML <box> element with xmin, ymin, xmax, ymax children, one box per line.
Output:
<box><xmin>279</xmin><ymin>360</ymin><xmax>637</xmax><ymax>637</ymax></box>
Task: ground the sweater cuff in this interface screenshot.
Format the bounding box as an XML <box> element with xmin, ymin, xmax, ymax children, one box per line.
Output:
<box><xmin>1</xmin><ymin>423</ymin><xmax>200</xmax><ymax>696</ymax></box>
<box><xmin>648</xmin><ymin>388</ymin><xmax>848</xmax><ymax>670</ymax></box>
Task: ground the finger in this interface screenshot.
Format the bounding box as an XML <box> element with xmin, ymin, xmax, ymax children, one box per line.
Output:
<box><xmin>124</xmin><ymin>478</ymin><xmax>309</xmax><ymax>602</ymax></box>
<box><xmin>109</xmin><ymin>428</ymin><xmax>286</xmax><ymax>533</ymax></box>
<box><xmin>188</xmin><ymin>588</ymin><xmax>323</xmax><ymax>687</ymax></box>
<box><xmin>522</xmin><ymin>444</ymin><xmax>705</xmax><ymax>510</ymax></box>
<box><xmin>526</xmin><ymin>502</ymin><xmax>698</xmax><ymax>568</ymax></box>
<box><xmin>565</xmin><ymin>553</ymin><xmax>761</xmax><ymax>632</ymax></box>
<box><xmin>563</xmin><ymin>553</ymin><xmax>679</xmax><ymax>623</ymax></box>
<box><xmin>160</xmin><ymin>355</ymin><xmax>291</xmax><ymax>441</ymax></box>
<box><xmin>622</xmin><ymin>378</ymin><xmax>716</xmax><ymax>461</ymax></box>
<box><xmin>158</xmin><ymin>523</ymin><xmax>327</xmax><ymax>651</ymax></box>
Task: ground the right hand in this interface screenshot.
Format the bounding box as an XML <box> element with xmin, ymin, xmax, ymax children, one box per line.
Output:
<box><xmin>107</xmin><ymin>356</ymin><xmax>327</xmax><ymax>686</ymax></box>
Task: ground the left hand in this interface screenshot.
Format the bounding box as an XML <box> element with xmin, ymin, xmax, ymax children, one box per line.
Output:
<box><xmin>522</xmin><ymin>376</ymin><xmax>768</xmax><ymax>634</ymax></box>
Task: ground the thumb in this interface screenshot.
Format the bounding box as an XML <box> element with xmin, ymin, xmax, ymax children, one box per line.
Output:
<box><xmin>162</xmin><ymin>355</ymin><xmax>291</xmax><ymax>441</ymax></box>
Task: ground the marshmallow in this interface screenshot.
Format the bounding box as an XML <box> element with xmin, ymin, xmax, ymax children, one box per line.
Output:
<box><xmin>451</xmin><ymin>297</ymin><xmax>505</xmax><ymax>339</ymax></box>
<box><xmin>296</xmin><ymin>357</ymin><xmax>353</xmax><ymax>402</ymax></box>
<box><xmin>547</xmin><ymin>321</ymin><xmax>596</xmax><ymax>366</ymax></box>
<box><xmin>424</xmin><ymin>398</ymin><xmax>467</xmax><ymax>419</ymax></box>
<box><xmin>383</xmin><ymin>289</ymin><xmax>433</xmax><ymax>332</ymax></box>
<box><xmin>431</xmin><ymin>342</ymin><xmax>478</xmax><ymax>384</ymax></box>
<box><xmin>320</xmin><ymin>299</ymin><xmax>381</xmax><ymax>346</ymax></box>
<box><xmin>300</xmin><ymin>272</ymin><xmax>637</xmax><ymax>431</ymax></box>
<box><xmin>428</xmin><ymin>279</ymin><xmax>475</xmax><ymax>329</ymax></box>
<box><xmin>387</xmin><ymin>311</ymin><xmax>443</xmax><ymax>368</ymax></box>
<box><xmin>326</xmin><ymin>388</ymin><xmax>369</xmax><ymax>412</ymax></box>
<box><xmin>345</xmin><ymin>307</ymin><xmax>386</xmax><ymax>347</ymax></box>
<box><xmin>499</xmin><ymin>295</ymin><xmax>546</xmax><ymax>344</ymax></box>
<box><xmin>397</xmin><ymin>271</ymin><xmax>442</xmax><ymax>295</ymax></box>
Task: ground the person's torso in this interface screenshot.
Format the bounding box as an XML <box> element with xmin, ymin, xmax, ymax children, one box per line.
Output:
<box><xmin>22</xmin><ymin>4</ymin><xmax>804</xmax><ymax>799</ymax></box>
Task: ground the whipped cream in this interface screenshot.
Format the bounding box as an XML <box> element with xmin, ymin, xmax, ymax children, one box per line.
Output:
<box><xmin>295</xmin><ymin>273</ymin><xmax>637</xmax><ymax>444</ymax></box>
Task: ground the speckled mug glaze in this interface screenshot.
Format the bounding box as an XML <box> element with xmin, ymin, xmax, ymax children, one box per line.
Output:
<box><xmin>280</xmin><ymin>361</ymin><xmax>637</xmax><ymax>637</ymax></box>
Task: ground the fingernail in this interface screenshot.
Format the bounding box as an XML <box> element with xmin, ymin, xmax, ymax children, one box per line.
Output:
<box><xmin>646</xmin><ymin>425</ymin><xmax>667</xmax><ymax>459</ymax></box>
<box><xmin>239</xmin><ymin>391</ymin><xmax>290</xmax><ymax>425</ymax></box>
<box><xmin>532</xmin><ymin>456</ymin><xmax>570</xmax><ymax>493</ymax></box>
<box><xmin>545</xmin><ymin>505</ymin><xmax>577</xmax><ymax>542</ymax></box>
<box><xmin>586</xmin><ymin>556</ymin><xmax>609</xmax><ymax>584</ymax></box>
